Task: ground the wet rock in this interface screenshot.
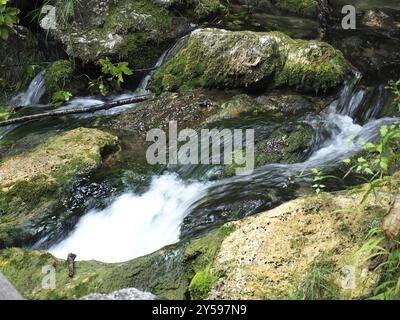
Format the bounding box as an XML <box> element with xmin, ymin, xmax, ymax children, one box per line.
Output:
<box><xmin>114</xmin><ymin>91</ymin><xmax>221</xmax><ymax>136</ymax></box>
<box><xmin>205</xmin><ymin>93</ymin><xmax>318</xmax><ymax>124</ymax></box>
<box><xmin>151</xmin><ymin>28</ymin><xmax>347</xmax><ymax>94</ymax></box>
<box><xmin>0</xmin><ymin>128</ymin><xmax>119</xmax><ymax>248</ymax></box>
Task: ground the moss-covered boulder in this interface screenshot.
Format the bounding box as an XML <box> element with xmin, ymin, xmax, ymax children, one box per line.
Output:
<box><xmin>46</xmin><ymin>0</ymin><xmax>190</xmax><ymax>69</ymax></box>
<box><xmin>44</xmin><ymin>60</ymin><xmax>82</xmax><ymax>96</ymax></box>
<box><xmin>0</xmin><ymin>26</ymin><xmax>44</xmax><ymax>99</ymax></box>
<box><xmin>207</xmin><ymin>188</ymin><xmax>390</xmax><ymax>299</ymax></box>
<box><xmin>0</xmin><ymin>224</ymin><xmax>235</xmax><ymax>299</ymax></box>
<box><xmin>151</xmin><ymin>28</ymin><xmax>347</xmax><ymax>94</ymax></box>
<box><xmin>0</xmin><ymin>128</ymin><xmax>119</xmax><ymax>248</ymax></box>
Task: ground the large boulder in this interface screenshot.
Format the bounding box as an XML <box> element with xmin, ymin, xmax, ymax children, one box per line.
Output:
<box><xmin>0</xmin><ymin>128</ymin><xmax>119</xmax><ymax>248</ymax></box>
<box><xmin>45</xmin><ymin>0</ymin><xmax>191</xmax><ymax>68</ymax></box>
<box><xmin>208</xmin><ymin>189</ymin><xmax>389</xmax><ymax>299</ymax></box>
<box><xmin>150</xmin><ymin>28</ymin><xmax>347</xmax><ymax>94</ymax></box>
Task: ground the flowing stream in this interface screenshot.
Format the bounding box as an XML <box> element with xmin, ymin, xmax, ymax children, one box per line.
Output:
<box><xmin>48</xmin><ymin>75</ymin><xmax>395</xmax><ymax>263</ymax></box>
<box><xmin>2</xmin><ymin>39</ymin><xmax>396</xmax><ymax>264</ymax></box>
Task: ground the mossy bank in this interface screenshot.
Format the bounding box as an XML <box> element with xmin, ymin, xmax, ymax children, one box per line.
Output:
<box><xmin>0</xmin><ymin>128</ymin><xmax>119</xmax><ymax>248</ymax></box>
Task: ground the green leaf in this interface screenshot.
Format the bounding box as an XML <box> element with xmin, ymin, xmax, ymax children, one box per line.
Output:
<box><xmin>380</xmin><ymin>125</ymin><xmax>388</xmax><ymax>137</ymax></box>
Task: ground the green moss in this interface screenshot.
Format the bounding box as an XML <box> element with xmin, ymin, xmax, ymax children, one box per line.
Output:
<box><xmin>0</xmin><ymin>128</ymin><xmax>118</xmax><ymax>248</ymax></box>
<box><xmin>151</xmin><ymin>29</ymin><xmax>347</xmax><ymax>94</ymax></box>
<box><xmin>44</xmin><ymin>60</ymin><xmax>75</xmax><ymax>96</ymax></box>
<box><xmin>0</xmin><ymin>223</ymin><xmax>235</xmax><ymax>300</ymax></box>
<box><xmin>189</xmin><ymin>267</ymin><xmax>216</xmax><ymax>299</ymax></box>
<box><xmin>193</xmin><ymin>0</ymin><xmax>227</xmax><ymax>19</ymax></box>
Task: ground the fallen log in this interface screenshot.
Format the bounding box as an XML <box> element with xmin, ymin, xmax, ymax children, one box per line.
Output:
<box><xmin>0</xmin><ymin>94</ymin><xmax>152</xmax><ymax>127</ymax></box>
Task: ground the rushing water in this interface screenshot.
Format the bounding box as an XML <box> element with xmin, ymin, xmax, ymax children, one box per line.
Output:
<box><xmin>2</xmin><ymin>38</ymin><xmax>395</xmax><ymax>263</ymax></box>
<box><xmin>47</xmin><ymin>72</ymin><xmax>396</xmax><ymax>262</ymax></box>
<box><xmin>8</xmin><ymin>71</ymin><xmax>46</xmax><ymax>107</ymax></box>
<box><xmin>49</xmin><ymin>174</ymin><xmax>208</xmax><ymax>262</ymax></box>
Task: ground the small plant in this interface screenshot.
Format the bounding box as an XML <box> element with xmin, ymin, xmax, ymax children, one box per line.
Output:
<box><xmin>386</xmin><ymin>80</ymin><xmax>400</xmax><ymax>112</ymax></box>
<box><xmin>343</xmin><ymin>121</ymin><xmax>400</xmax><ymax>203</ymax></box>
<box><xmin>356</xmin><ymin>227</ymin><xmax>400</xmax><ymax>300</ymax></box>
<box><xmin>0</xmin><ymin>104</ymin><xmax>14</xmax><ymax>120</ymax></box>
<box><xmin>311</xmin><ymin>168</ymin><xmax>326</xmax><ymax>195</ymax></box>
<box><xmin>0</xmin><ymin>0</ymin><xmax>19</xmax><ymax>41</ymax></box>
<box><xmin>188</xmin><ymin>263</ymin><xmax>216</xmax><ymax>300</ymax></box>
<box><xmin>89</xmin><ymin>58</ymin><xmax>133</xmax><ymax>96</ymax></box>
<box><xmin>295</xmin><ymin>258</ymin><xmax>339</xmax><ymax>300</ymax></box>
<box><xmin>51</xmin><ymin>90</ymin><xmax>72</xmax><ymax>107</ymax></box>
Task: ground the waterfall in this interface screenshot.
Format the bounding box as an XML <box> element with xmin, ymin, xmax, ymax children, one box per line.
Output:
<box><xmin>8</xmin><ymin>71</ymin><xmax>46</xmax><ymax>107</ymax></box>
<box><xmin>137</xmin><ymin>35</ymin><xmax>189</xmax><ymax>95</ymax></box>
<box><xmin>49</xmin><ymin>174</ymin><xmax>208</xmax><ymax>263</ymax></box>
<box><xmin>53</xmin><ymin>35</ymin><xmax>189</xmax><ymax>117</ymax></box>
<box><xmin>45</xmin><ymin>68</ymin><xmax>396</xmax><ymax>263</ymax></box>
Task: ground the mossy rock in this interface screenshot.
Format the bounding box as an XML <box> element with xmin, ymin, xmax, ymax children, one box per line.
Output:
<box><xmin>220</xmin><ymin>122</ymin><xmax>314</xmax><ymax>178</ymax></box>
<box><xmin>0</xmin><ymin>224</ymin><xmax>235</xmax><ymax>299</ymax></box>
<box><xmin>44</xmin><ymin>60</ymin><xmax>76</xmax><ymax>96</ymax></box>
<box><xmin>114</xmin><ymin>91</ymin><xmax>221</xmax><ymax>135</ymax></box>
<box><xmin>205</xmin><ymin>93</ymin><xmax>318</xmax><ymax>124</ymax></box>
<box><xmin>48</xmin><ymin>0</ymin><xmax>189</xmax><ymax>68</ymax></box>
<box><xmin>207</xmin><ymin>187</ymin><xmax>392</xmax><ymax>299</ymax></box>
<box><xmin>0</xmin><ymin>128</ymin><xmax>119</xmax><ymax>248</ymax></box>
<box><xmin>151</xmin><ymin>28</ymin><xmax>347</xmax><ymax>94</ymax></box>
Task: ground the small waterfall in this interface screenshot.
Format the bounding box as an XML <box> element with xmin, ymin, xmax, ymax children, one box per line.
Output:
<box><xmin>49</xmin><ymin>174</ymin><xmax>208</xmax><ymax>263</ymax></box>
<box><xmin>52</xmin><ymin>35</ymin><xmax>190</xmax><ymax>117</ymax></box>
<box><xmin>8</xmin><ymin>71</ymin><xmax>46</xmax><ymax>107</ymax></box>
<box><xmin>137</xmin><ymin>35</ymin><xmax>189</xmax><ymax>95</ymax></box>
<box><xmin>334</xmin><ymin>73</ymin><xmax>390</xmax><ymax>123</ymax></box>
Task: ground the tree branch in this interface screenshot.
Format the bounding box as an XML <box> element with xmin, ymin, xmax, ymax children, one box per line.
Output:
<box><xmin>0</xmin><ymin>95</ymin><xmax>152</xmax><ymax>127</ymax></box>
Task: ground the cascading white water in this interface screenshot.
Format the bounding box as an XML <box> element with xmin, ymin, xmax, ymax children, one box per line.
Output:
<box><xmin>8</xmin><ymin>71</ymin><xmax>46</xmax><ymax>107</ymax></box>
<box><xmin>137</xmin><ymin>35</ymin><xmax>189</xmax><ymax>95</ymax></box>
<box><xmin>55</xmin><ymin>35</ymin><xmax>190</xmax><ymax>117</ymax></box>
<box><xmin>49</xmin><ymin>174</ymin><xmax>208</xmax><ymax>263</ymax></box>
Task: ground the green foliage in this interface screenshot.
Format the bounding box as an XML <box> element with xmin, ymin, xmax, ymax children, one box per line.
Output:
<box><xmin>356</xmin><ymin>227</ymin><xmax>400</xmax><ymax>300</ymax></box>
<box><xmin>0</xmin><ymin>104</ymin><xmax>14</xmax><ymax>121</ymax></box>
<box><xmin>51</xmin><ymin>90</ymin><xmax>72</xmax><ymax>107</ymax></box>
<box><xmin>294</xmin><ymin>257</ymin><xmax>339</xmax><ymax>300</ymax></box>
<box><xmin>0</xmin><ymin>0</ymin><xmax>19</xmax><ymax>41</ymax></box>
<box><xmin>387</xmin><ymin>80</ymin><xmax>400</xmax><ymax>112</ymax></box>
<box><xmin>343</xmin><ymin>120</ymin><xmax>400</xmax><ymax>203</ymax></box>
<box><xmin>89</xmin><ymin>58</ymin><xmax>133</xmax><ymax>96</ymax></box>
<box><xmin>311</xmin><ymin>168</ymin><xmax>326</xmax><ymax>195</ymax></box>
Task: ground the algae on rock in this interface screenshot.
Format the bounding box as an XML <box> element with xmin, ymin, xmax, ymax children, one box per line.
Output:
<box><xmin>151</xmin><ymin>28</ymin><xmax>347</xmax><ymax>94</ymax></box>
<box><xmin>0</xmin><ymin>128</ymin><xmax>119</xmax><ymax>248</ymax></box>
